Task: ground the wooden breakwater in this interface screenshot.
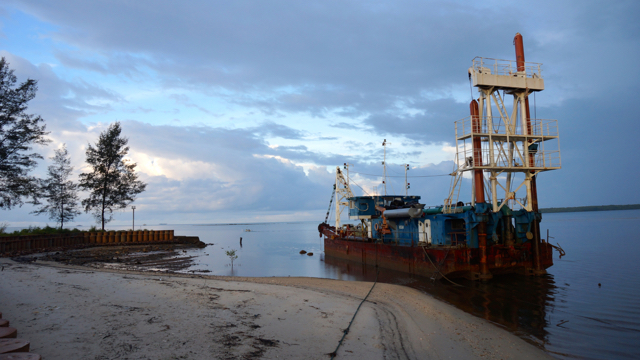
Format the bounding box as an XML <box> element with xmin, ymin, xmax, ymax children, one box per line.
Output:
<box><xmin>0</xmin><ymin>230</ymin><xmax>197</xmax><ymax>256</ymax></box>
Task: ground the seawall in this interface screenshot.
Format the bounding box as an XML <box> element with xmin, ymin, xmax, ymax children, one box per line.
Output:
<box><xmin>0</xmin><ymin>230</ymin><xmax>202</xmax><ymax>256</ymax></box>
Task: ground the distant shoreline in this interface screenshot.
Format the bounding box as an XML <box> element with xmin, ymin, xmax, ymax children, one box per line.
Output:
<box><xmin>540</xmin><ymin>204</ymin><xmax>640</xmax><ymax>213</ymax></box>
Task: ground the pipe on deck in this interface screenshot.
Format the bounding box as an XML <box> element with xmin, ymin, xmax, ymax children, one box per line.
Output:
<box><xmin>471</xmin><ymin>99</ymin><xmax>491</xmax><ymax>280</ymax></box>
<box><xmin>514</xmin><ymin>32</ymin><xmax>543</xmax><ymax>273</ymax></box>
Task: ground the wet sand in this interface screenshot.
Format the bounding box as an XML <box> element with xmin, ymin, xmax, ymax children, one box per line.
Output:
<box><xmin>0</xmin><ymin>259</ymin><xmax>552</xmax><ymax>359</ymax></box>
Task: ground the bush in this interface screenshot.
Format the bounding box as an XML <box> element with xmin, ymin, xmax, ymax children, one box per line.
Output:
<box><xmin>0</xmin><ymin>225</ymin><xmax>83</xmax><ymax>236</ymax></box>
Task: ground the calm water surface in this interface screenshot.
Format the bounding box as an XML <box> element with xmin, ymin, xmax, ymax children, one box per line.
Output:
<box><xmin>99</xmin><ymin>210</ymin><xmax>640</xmax><ymax>358</ymax></box>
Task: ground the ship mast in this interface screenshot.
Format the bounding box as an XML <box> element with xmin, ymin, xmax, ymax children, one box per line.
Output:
<box><xmin>334</xmin><ymin>165</ymin><xmax>354</xmax><ymax>229</ymax></box>
<box><xmin>382</xmin><ymin>139</ymin><xmax>390</xmax><ymax>195</ymax></box>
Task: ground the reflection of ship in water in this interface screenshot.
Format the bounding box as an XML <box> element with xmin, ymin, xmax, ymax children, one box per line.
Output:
<box><xmin>323</xmin><ymin>255</ymin><xmax>558</xmax><ymax>348</ymax></box>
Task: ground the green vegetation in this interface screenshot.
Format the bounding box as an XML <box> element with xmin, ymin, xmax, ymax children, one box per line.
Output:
<box><xmin>0</xmin><ymin>57</ymin><xmax>50</xmax><ymax>209</ymax></box>
<box><xmin>32</xmin><ymin>144</ymin><xmax>80</xmax><ymax>229</ymax></box>
<box><xmin>225</xmin><ymin>249</ymin><xmax>238</xmax><ymax>268</ymax></box>
<box><xmin>0</xmin><ymin>59</ymin><xmax>145</xmax><ymax>229</ymax></box>
<box><xmin>87</xmin><ymin>225</ymin><xmax>105</xmax><ymax>232</ymax></box>
<box><xmin>540</xmin><ymin>204</ymin><xmax>640</xmax><ymax>213</ymax></box>
<box><xmin>0</xmin><ymin>225</ymin><xmax>157</xmax><ymax>236</ymax></box>
<box><xmin>79</xmin><ymin>122</ymin><xmax>147</xmax><ymax>230</ymax></box>
<box><xmin>0</xmin><ymin>225</ymin><xmax>83</xmax><ymax>236</ymax></box>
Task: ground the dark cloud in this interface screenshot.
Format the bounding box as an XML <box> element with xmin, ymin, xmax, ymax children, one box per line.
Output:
<box><xmin>534</xmin><ymin>85</ymin><xmax>640</xmax><ymax>206</ymax></box>
<box><xmin>8</xmin><ymin>1</ymin><xmax>519</xmax><ymax>113</ymax></box>
<box><xmin>13</xmin><ymin>1</ymin><xmax>638</xmax><ymax>137</ymax></box>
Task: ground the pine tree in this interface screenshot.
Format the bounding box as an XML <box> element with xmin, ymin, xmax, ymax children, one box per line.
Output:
<box><xmin>0</xmin><ymin>57</ymin><xmax>50</xmax><ymax>209</ymax></box>
<box><xmin>79</xmin><ymin>122</ymin><xmax>146</xmax><ymax>230</ymax></box>
<box><xmin>32</xmin><ymin>144</ymin><xmax>80</xmax><ymax>229</ymax></box>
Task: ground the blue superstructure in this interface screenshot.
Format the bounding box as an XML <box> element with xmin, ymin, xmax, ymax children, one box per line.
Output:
<box><xmin>345</xmin><ymin>195</ymin><xmax>537</xmax><ymax>249</ymax></box>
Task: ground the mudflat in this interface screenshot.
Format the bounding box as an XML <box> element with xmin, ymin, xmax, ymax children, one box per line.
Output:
<box><xmin>0</xmin><ymin>259</ymin><xmax>551</xmax><ymax>359</ymax></box>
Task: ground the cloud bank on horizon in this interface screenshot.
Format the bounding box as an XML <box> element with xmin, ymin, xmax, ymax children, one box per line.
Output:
<box><xmin>1</xmin><ymin>0</ymin><xmax>638</xmax><ymax>226</ymax></box>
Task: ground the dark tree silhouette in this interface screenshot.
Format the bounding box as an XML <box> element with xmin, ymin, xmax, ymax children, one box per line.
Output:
<box><xmin>0</xmin><ymin>57</ymin><xmax>50</xmax><ymax>209</ymax></box>
<box><xmin>32</xmin><ymin>144</ymin><xmax>80</xmax><ymax>229</ymax></box>
<box><xmin>79</xmin><ymin>122</ymin><xmax>146</xmax><ymax>230</ymax></box>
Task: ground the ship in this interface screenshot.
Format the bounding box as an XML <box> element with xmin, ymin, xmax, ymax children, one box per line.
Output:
<box><xmin>318</xmin><ymin>33</ymin><xmax>563</xmax><ymax>281</ymax></box>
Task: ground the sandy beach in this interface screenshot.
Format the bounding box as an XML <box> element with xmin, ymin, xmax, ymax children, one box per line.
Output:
<box><xmin>0</xmin><ymin>258</ymin><xmax>551</xmax><ymax>359</ymax></box>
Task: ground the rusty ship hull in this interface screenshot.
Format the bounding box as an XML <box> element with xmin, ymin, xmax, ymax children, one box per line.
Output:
<box><xmin>320</xmin><ymin>223</ymin><xmax>554</xmax><ymax>281</ymax></box>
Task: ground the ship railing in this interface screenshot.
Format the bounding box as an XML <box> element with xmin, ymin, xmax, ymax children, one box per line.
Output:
<box><xmin>342</xmin><ymin>228</ymin><xmax>368</xmax><ymax>241</ymax></box>
<box><xmin>442</xmin><ymin>199</ymin><xmax>473</xmax><ymax>214</ymax></box>
<box><xmin>455</xmin><ymin>116</ymin><xmax>559</xmax><ymax>138</ymax></box>
<box><xmin>455</xmin><ymin>148</ymin><xmax>561</xmax><ymax>170</ymax></box>
<box><xmin>533</xmin><ymin>150</ymin><xmax>561</xmax><ymax>168</ymax></box>
<box><xmin>442</xmin><ymin>203</ymin><xmax>468</xmax><ymax>214</ymax></box>
<box><xmin>472</xmin><ymin>57</ymin><xmax>543</xmax><ymax>79</ymax></box>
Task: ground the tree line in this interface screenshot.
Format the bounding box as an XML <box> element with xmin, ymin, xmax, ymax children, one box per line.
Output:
<box><xmin>0</xmin><ymin>57</ymin><xmax>146</xmax><ymax>230</ymax></box>
<box><xmin>540</xmin><ymin>204</ymin><xmax>640</xmax><ymax>213</ymax></box>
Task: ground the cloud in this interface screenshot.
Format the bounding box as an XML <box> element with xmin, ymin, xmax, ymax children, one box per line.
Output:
<box><xmin>6</xmin><ymin>2</ymin><xmax>519</xmax><ymax>112</ymax></box>
<box><xmin>117</xmin><ymin>121</ymin><xmax>333</xmax><ymax>212</ymax></box>
<box><xmin>0</xmin><ymin>51</ymin><xmax>121</xmax><ymax>132</ymax></box>
<box><xmin>251</xmin><ymin>121</ymin><xmax>306</xmax><ymax>140</ymax></box>
<box><xmin>1</xmin><ymin>0</ymin><xmax>639</xmax><ymax>229</ymax></box>
<box><xmin>169</xmin><ymin>93</ymin><xmax>213</xmax><ymax>115</ymax></box>
<box><xmin>54</xmin><ymin>49</ymin><xmax>148</xmax><ymax>78</ymax></box>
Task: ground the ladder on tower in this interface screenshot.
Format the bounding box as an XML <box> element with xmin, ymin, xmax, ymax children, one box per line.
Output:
<box><xmin>444</xmin><ymin>168</ymin><xmax>463</xmax><ymax>214</ymax></box>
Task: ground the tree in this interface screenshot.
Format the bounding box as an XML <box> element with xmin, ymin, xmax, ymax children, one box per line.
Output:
<box><xmin>79</xmin><ymin>122</ymin><xmax>146</xmax><ymax>230</ymax></box>
<box><xmin>32</xmin><ymin>144</ymin><xmax>80</xmax><ymax>229</ymax></box>
<box><xmin>225</xmin><ymin>249</ymin><xmax>238</xmax><ymax>269</ymax></box>
<box><xmin>0</xmin><ymin>57</ymin><xmax>50</xmax><ymax>209</ymax></box>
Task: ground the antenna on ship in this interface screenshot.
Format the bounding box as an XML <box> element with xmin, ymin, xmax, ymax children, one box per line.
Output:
<box><xmin>382</xmin><ymin>139</ymin><xmax>390</xmax><ymax>195</ymax></box>
<box><xmin>343</xmin><ymin>162</ymin><xmax>353</xmax><ymax>188</ymax></box>
<box><xmin>405</xmin><ymin>164</ymin><xmax>410</xmax><ymax>196</ymax></box>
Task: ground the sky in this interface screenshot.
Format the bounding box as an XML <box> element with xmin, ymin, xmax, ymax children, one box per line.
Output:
<box><xmin>1</xmin><ymin>0</ymin><xmax>638</xmax><ymax>227</ymax></box>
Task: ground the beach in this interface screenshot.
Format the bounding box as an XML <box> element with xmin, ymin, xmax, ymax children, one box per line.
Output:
<box><xmin>0</xmin><ymin>259</ymin><xmax>552</xmax><ymax>359</ymax></box>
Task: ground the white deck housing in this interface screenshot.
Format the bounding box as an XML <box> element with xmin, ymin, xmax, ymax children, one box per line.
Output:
<box><xmin>469</xmin><ymin>57</ymin><xmax>544</xmax><ymax>91</ymax></box>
